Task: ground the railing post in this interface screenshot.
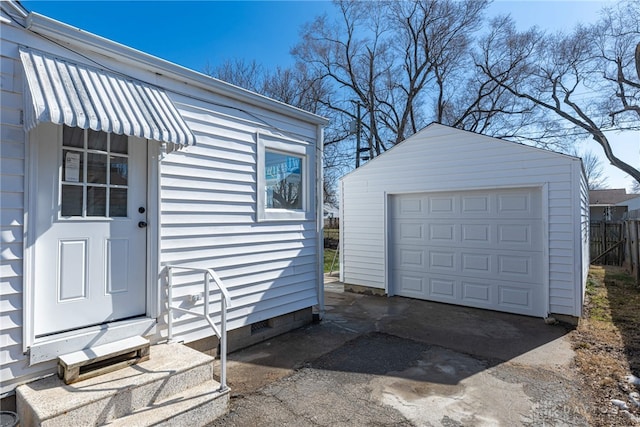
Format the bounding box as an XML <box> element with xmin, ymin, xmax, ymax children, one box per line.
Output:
<box><xmin>163</xmin><ymin>265</ymin><xmax>230</xmax><ymax>392</ymax></box>
<box><xmin>204</xmin><ymin>272</ymin><xmax>210</xmax><ymax>319</ymax></box>
<box><xmin>167</xmin><ymin>267</ymin><xmax>173</xmax><ymax>341</ymax></box>
<box><xmin>220</xmin><ymin>297</ymin><xmax>227</xmax><ymax>392</ymax></box>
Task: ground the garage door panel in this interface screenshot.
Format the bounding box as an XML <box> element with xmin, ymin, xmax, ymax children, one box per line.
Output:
<box><xmin>394</xmin><ymin>245</ymin><xmax>542</xmax><ymax>282</ymax></box>
<box><xmin>499</xmin><ymin>254</ymin><xmax>534</xmax><ymax>277</ymax></box>
<box><xmin>391</xmin><ymin>188</ymin><xmax>545</xmax><ymax>317</ymax></box>
<box><xmin>429</xmin><ymin>223</ymin><xmax>456</xmax><ymax>242</ymax></box>
<box><xmin>398</xmin><ymin>222</ymin><xmax>425</xmax><ymax>241</ymax></box>
<box><xmin>428</xmin><ymin>196</ymin><xmax>456</xmax><ymax>215</ymax></box>
<box><xmin>398</xmin><ymin>248</ymin><xmax>425</xmax><ymax>269</ymax></box>
<box><xmin>461</xmin><ymin>253</ymin><xmax>491</xmax><ymax>273</ymax></box>
<box><xmin>429</xmin><ymin>251</ymin><xmax>456</xmax><ymax>272</ymax></box>
<box><xmin>461</xmin><ymin>223</ymin><xmax>492</xmax><ymax>243</ymax></box>
<box><xmin>394</xmin><ymin>196</ymin><xmax>426</xmax><ymax>218</ymax></box>
<box><xmin>429</xmin><ymin>278</ymin><xmax>457</xmax><ymax>300</ymax></box>
<box><xmin>461</xmin><ymin>281</ymin><xmax>492</xmax><ymax>305</ymax></box>
<box><xmin>500</xmin><ymin>252</ymin><xmax>543</xmax><ymax>284</ymax></box>
<box><xmin>499</xmin><ymin>286</ymin><xmax>533</xmax><ymax>311</ymax></box>
<box><xmin>497</xmin><ymin>191</ymin><xmax>541</xmax><ymax>218</ymax></box>
<box><xmin>498</xmin><ymin>223</ymin><xmax>532</xmax><ymax>246</ymax></box>
<box><xmin>461</xmin><ymin>194</ymin><xmax>492</xmax><ymax>215</ymax></box>
<box><xmin>396</xmin><ymin>220</ymin><xmax>542</xmax><ymax>250</ymax></box>
<box><xmin>397</xmin><ymin>274</ymin><xmax>425</xmax><ymax>295</ymax></box>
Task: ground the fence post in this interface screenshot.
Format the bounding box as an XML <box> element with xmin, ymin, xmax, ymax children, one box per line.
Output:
<box><xmin>635</xmin><ymin>220</ymin><xmax>640</xmax><ymax>285</ymax></box>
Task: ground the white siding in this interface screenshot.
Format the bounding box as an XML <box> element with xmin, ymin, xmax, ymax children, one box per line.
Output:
<box><xmin>578</xmin><ymin>165</ymin><xmax>590</xmax><ymax>316</ymax></box>
<box><xmin>0</xmin><ymin>4</ymin><xmax>323</xmax><ymax>395</ymax></box>
<box><xmin>341</xmin><ymin>124</ymin><xmax>584</xmax><ymax>317</ymax></box>
<box><xmin>1</xmin><ymin>9</ymin><xmax>61</xmax><ymax>396</ymax></box>
<box><xmin>624</xmin><ymin>196</ymin><xmax>640</xmax><ymax>212</ymax></box>
<box><xmin>159</xmin><ymin>93</ymin><xmax>319</xmax><ymax>343</ymax></box>
<box><xmin>1</xmin><ymin>10</ymin><xmax>26</xmax><ymax>395</ymax></box>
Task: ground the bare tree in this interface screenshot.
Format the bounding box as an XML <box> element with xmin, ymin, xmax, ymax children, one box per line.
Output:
<box><xmin>477</xmin><ymin>1</ymin><xmax>640</xmax><ymax>184</ymax></box>
<box><xmin>569</xmin><ymin>149</ymin><xmax>609</xmax><ymax>190</ymax></box>
<box><xmin>206</xmin><ymin>1</ymin><xmax>639</xmax><ymax>201</ymax></box>
<box><xmin>204</xmin><ymin>59</ymin><xmax>344</xmax><ymax>204</ymax></box>
<box><xmin>292</xmin><ymin>0</ymin><xmax>492</xmax><ymax>161</ymax></box>
<box><xmin>204</xmin><ymin>59</ymin><xmax>264</xmax><ymax>92</ymax></box>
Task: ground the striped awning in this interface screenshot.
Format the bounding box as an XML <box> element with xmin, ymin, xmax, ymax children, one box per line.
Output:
<box><xmin>19</xmin><ymin>47</ymin><xmax>195</xmax><ymax>146</ymax></box>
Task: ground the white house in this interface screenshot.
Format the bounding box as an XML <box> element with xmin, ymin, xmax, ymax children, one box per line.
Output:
<box><xmin>1</xmin><ymin>0</ymin><xmax>327</xmax><ymax>401</ymax></box>
<box><xmin>589</xmin><ymin>188</ymin><xmax>640</xmax><ymax>221</ymax></box>
<box><xmin>626</xmin><ymin>195</ymin><xmax>640</xmax><ymax>218</ymax></box>
<box><xmin>340</xmin><ymin>124</ymin><xmax>589</xmax><ymax>321</ymax></box>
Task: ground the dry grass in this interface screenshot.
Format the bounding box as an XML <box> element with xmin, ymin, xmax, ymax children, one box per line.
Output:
<box><xmin>571</xmin><ymin>265</ymin><xmax>640</xmax><ymax>426</ymax></box>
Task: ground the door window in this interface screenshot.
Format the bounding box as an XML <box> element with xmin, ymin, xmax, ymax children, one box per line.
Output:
<box><xmin>61</xmin><ymin>126</ymin><xmax>129</xmax><ymax>218</ymax></box>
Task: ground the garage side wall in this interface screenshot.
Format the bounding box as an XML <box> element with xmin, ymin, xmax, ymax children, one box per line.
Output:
<box><xmin>341</xmin><ymin>125</ymin><xmax>581</xmax><ymax>317</ymax></box>
<box><xmin>578</xmin><ymin>162</ymin><xmax>590</xmax><ymax>315</ymax></box>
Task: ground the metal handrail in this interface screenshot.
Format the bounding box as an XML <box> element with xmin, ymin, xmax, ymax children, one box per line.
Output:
<box><xmin>164</xmin><ymin>265</ymin><xmax>232</xmax><ymax>392</ymax></box>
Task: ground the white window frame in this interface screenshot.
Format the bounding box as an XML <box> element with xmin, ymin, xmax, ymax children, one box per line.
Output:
<box><xmin>257</xmin><ymin>132</ymin><xmax>311</xmax><ymax>222</ymax></box>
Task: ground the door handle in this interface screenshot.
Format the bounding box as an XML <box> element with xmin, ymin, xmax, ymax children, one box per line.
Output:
<box><xmin>138</xmin><ymin>221</ymin><xmax>148</xmax><ymax>228</ymax></box>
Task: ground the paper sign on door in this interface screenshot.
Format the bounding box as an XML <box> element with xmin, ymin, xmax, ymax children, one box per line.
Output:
<box><xmin>65</xmin><ymin>152</ymin><xmax>80</xmax><ymax>182</ymax></box>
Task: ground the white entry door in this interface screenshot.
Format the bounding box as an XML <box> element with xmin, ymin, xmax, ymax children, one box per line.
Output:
<box><xmin>33</xmin><ymin>124</ymin><xmax>148</xmax><ymax>337</ymax></box>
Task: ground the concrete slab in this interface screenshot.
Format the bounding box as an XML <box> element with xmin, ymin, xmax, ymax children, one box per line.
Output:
<box><xmin>17</xmin><ymin>343</ymin><xmax>221</xmax><ymax>426</ymax></box>
<box><xmin>209</xmin><ymin>278</ymin><xmax>588</xmax><ymax>426</ymax></box>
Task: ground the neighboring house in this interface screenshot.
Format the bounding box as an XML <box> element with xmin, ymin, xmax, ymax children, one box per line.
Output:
<box><xmin>340</xmin><ymin>124</ymin><xmax>589</xmax><ymax>322</ymax></box>
<box><xmin>1</xmin><ymin>1</ymin><xmax>327</xmax><ymax>398</ymax></box>
<box><xmin>323</xmin><ymin>203</ymin><xmax>340</xmax><ymax>220</ymax></box>
<box><xmin>627</xmin><ymin>195</ymin><xmax>640</xmax><ymax>218</ymax></box>
<box><xmin>589</xmin><ymin>188</ymin><xmax>640</xmax><ymax>221</ymax></box>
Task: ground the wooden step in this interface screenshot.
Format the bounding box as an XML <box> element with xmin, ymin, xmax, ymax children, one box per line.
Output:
<box><xmin>57</xmin><ymin>336</ymin><xmax>150</xmax><ymax>384</ymax></box>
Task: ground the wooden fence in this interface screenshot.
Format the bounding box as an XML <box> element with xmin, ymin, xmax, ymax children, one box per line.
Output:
<box><xmin>623</xmin><ymin>220</ymin><xmax>640</xmax><ymax>284</ymax></box>
<box><xmin>324</xmin><ymin>227</ymin><xmax>339</xmax><ymax>249</ymax></box>
<box><xmin>590</xmin><ymin>221</ymin><xmax>624</xmax><ymax>266</ymax></box>
<box><xmin>590</xmin><ymin>219</ymin><xmax>640</xmax><ymax>284</ymax></box>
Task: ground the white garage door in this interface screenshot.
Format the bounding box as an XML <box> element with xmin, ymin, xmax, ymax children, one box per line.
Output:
<box><xmin>390</xmin><ymin>188</ymin><xmax>546</xmax><ymax>317</ymax></box>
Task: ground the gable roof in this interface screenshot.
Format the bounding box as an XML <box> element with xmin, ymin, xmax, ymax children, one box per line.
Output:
<box><xmin>343</xmin><ymin>123</ymin><xmax>580</xmax><ymax>179</ymax></box>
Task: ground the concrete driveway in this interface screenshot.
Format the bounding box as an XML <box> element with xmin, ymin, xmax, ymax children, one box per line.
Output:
<box><xmin>210</xmin><ymin>276</ymin><xmax>588</xmax><ymax>426</ymax></box>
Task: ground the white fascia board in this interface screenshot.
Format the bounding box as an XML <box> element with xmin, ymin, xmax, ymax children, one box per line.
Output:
<box><xmin>2</xmin><ymin>1</ymin><xmax>28</xmax><ymax>19</ymax></box>
<box><xmin>25</xmin><ymin>12</ymin><xmax>329</xmax><ymax>128</ymax></box>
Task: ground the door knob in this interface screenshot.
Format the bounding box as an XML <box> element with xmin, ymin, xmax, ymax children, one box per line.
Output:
<box><xmin>138</xmin><ymin>221</ymin><xmax>147</xmax><ymax>228</ymax></box>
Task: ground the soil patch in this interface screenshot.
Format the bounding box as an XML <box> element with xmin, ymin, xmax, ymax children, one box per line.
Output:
<box><xmin>571</xmin><ymin>265</ymin><xmax>640</xmax><ymax>426</ymax></box>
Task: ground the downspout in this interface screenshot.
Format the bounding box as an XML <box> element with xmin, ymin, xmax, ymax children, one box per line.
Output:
<box><xmin>315</xmin><ymin>124</ymin><xmax>325</xmax><ymax>320</ymax></box>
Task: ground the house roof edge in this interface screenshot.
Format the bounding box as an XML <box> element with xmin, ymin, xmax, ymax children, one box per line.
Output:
<box><xmin>24</xmin><ymin>11</ymin><xmax>329</xmax><ymax>127</ymax></box>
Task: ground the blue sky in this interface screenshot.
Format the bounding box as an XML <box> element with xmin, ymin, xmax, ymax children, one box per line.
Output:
<box><xmin>22</xmin><ymin>1</ymin><xmax>336</xmax><ymax>71</ymax></box>
<box><xmin>21</xmin><ymin>0</ymin><xmax>638</xmax><ymax>190</ymax></box>
<box><xmin>22</xmin><ymin>1</ymin><xmax>610</xmax><ymax>72</ymax></box>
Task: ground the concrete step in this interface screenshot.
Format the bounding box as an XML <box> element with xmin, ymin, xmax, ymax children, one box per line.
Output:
<box><xmin>105</xmin><ymin>380</ymin><xmax>229</xmax><ymax>427</ymax></box>
<box><xmin>17</xmin><ymin>343</ymin><xmax>229</xmax><ymax>426</ymax></box>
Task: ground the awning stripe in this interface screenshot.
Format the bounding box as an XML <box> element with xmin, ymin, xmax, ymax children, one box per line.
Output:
<box><xmin>19</xmin><ymin>47</ymin><xmax>195</xmax><ymax>146</ymax></box>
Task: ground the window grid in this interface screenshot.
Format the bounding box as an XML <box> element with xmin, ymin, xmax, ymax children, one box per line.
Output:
<box><xmin>61</xmin><ymin>126</ymin><xmax>129</xmax><ymax>218</ymax></box>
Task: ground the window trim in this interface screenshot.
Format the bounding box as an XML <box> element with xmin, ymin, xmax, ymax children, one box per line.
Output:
<box><xmin>257</xmin><ymin>132</ymin><xmax>311</xmax><ymax>222</ymax></box>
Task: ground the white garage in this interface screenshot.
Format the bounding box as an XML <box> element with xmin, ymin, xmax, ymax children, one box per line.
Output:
<box><xmin>340</xmin><ymin>124</ymin><xmax>589</xmax><ymax>320</ymax></box>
